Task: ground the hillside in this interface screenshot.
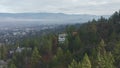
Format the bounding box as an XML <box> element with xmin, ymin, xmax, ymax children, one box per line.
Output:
<box><xmin>0</xmin><ymin>11</ymin><xmax>120</xmax><ymax>68</ymax></box>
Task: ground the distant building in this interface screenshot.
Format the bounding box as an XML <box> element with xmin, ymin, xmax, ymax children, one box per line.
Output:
<box><xmin>9</xmin><ymin>46</ymin><xmax>32</xmax><ymax>55</ymax></box>
<box><xmin>15</xmin><ymin>46</ymin><xmax>32</xmax><ymax>53</ymax></box>
<box><xmin>58</xmin><ymin>32</ymin><xmax>78</xmax><ymax>43</ymax></box>
<box><xmin>16</xmin><ymin>46</ymin><xmax>24</xmax><ymax>53</ymax></box>
<box><xmin>58</xmin><ymin>33</ymin><xmax>67</xmax><ymax>43</ymax></box>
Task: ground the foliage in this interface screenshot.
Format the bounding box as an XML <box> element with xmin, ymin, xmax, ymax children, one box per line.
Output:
<box><xmin>3</xmin><ymin>10</ymin><xmax>120</xmax><ymax>68</ymax></box>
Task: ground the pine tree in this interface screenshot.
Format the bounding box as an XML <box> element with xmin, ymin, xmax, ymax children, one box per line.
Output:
<box><xmin>104</xmin><ymin>52</ymin><xmax>115</xmax><ymax>68</ymax></box>
<box><xmin>73</xmin><ymin>35</ymin><xmax>82</xmax><ymax>52</ymax></box>
<box><xmin>110</xmin><ymin>11</ymin><xmax>119</xmax><ymax>24</ymax></box>
<box><xmin>68</xmin><ymin>59</ymin><xmax>81</xmax><ymax>68</ymax></box>
<box><xmin>95</xmin><ymin>51</ymin><xmax>106</xmax><ymax>68</ymax></box>
<box><xmin>31</xmin><ymin>47</ymin><xmax>41</xmax><ymax>68</ymax></box>
<box><xmin>55</xmin><ymin>47</ymin><xmax>64</xmax><ymax>67</ymax></box>
<box><xmin>0</xmin><ymin>45</ymin><xmax>7</xmax><ymax>60</ymax></box>
<box><xmin>64</xmin><ymin>50</ymin><xmax>72</xmax><ymax>65</ymax></box>
<box><xmin>56</xmin><ymin>47</ymin><xmax>64</xmax><ymax>58</ymax></box>
<box><xmin>95</xmin><ymin>39</ymin><xmax>106</xmax><ymax>68</ymax></box>
<box><xmin>114</xmin><ymin>41</ymin><xmax>120</xmax><ymax>68</ymax></box>
<box><xmin>41</xmin><ymin>38</ymin><xmax>52</xmax><ymax>54</ymax></box>
<box><xmin>0</xmin><ymin>47</ymin><xmax>1</xmax><ymax>59</ymax></box>
<box><xmin>51</xmin><ymin>55</ymin><xmax>58</xmax><ymax>68</ymax></box>
<box><xmin>9</xmin><ymin>62</ymin><xmax>17</xmax><ymax>68</ymax></box>
<box><xmin>95</xmin><ymin>51</ymin><xmax>115</xmax><ymax>68</ymax></box>
<box><xmin>97</xmin><ymin>39</ymin><xmax>106</xmax><ymax>55</ymax></box>
<box><xmin>94</xmin><ymin>39</ymin><xmax>115</xmax><ymax>68</ymax></box>
<box><xmin>81</xmin><ymin>53</ymin><xmax>91</xmax><ymax>68</ymax></box>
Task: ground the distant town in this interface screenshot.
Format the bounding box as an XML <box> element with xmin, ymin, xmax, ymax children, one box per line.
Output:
<box><xmin>0</xmin><ymin>24</ymin><xmax>63</xmax><ymax>45</ymax></box>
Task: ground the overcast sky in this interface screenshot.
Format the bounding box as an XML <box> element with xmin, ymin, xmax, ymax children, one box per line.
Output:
<box><xmin>0</xmin><ymin>0</ymin><xmax>120</xmax><ymax>15</ymax></box>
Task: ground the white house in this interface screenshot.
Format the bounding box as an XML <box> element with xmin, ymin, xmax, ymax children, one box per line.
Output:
<box><xmin>58</xmin><ymin>33</ymin><xmax>67</xmax><ymax>43</ymax></box>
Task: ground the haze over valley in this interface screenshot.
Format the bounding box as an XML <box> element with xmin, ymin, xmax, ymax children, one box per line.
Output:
<box><xmin>0</xmin><ymin>13</ymin><xmax>109</xmax><ymax>27</ymax></box>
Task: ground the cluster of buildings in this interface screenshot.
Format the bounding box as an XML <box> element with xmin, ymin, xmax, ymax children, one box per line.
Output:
<box><xmin>0</xmin><ymin>24</ymin><xmax>59</xmax><ymax>45</ymax></box>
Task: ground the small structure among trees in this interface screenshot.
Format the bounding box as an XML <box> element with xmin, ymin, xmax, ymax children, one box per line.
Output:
<box><xmin>58</xmin><ymin>33</ymin><xmax>67</xmax><ymax>43</ymax></box>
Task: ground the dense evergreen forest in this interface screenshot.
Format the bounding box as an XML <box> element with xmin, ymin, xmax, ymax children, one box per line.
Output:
<box><xmin>0</xmin><ymin>10</ymin><xmax>120</xmax><ymax>68</ymax></box>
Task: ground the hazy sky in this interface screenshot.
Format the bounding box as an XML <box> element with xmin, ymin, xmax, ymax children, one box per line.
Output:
<box><xmin>0</xmin><ymin>0</ymin><xmax>120</xmax><ymax>15</ymax></box>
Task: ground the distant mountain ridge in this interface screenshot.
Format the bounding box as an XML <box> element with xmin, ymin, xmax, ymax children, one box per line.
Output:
<box><xmin>0</xmin><ymin>13</ymin><xmax>110</xmax><ymax>25</ymax></box>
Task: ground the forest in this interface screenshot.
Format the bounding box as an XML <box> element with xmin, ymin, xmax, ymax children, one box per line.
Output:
<box><xmin>0</xmin><ymin>10</ymin><xmax>120</xmax><ymax>68</ymax></box>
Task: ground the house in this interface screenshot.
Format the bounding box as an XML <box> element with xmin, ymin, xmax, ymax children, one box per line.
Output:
<box><xmin>58</xmin><ymin>32</ymin><xmax>78</xmax><ymax>43</ymax></box>
<box><xmin>58</xmin><ymin>33</ymin><xmax>67</xmax><ymax>43</ymax></box>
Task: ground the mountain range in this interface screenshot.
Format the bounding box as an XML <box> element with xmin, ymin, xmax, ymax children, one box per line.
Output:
<box><xmin>0</xmin><ymin>13</ymin><xmax>110</xmax><ymax>26</ymax></box>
